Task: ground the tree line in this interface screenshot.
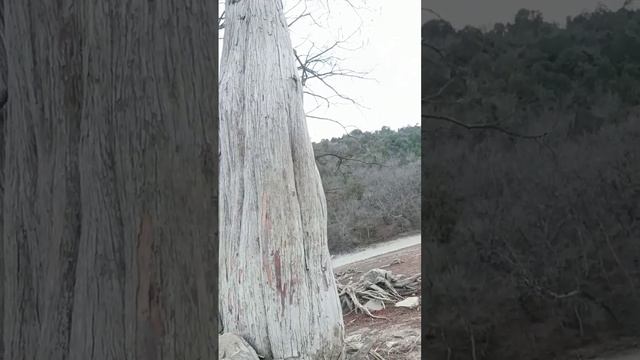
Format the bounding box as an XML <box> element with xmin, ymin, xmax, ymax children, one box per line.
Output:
<box><xmin>423</xmin><ymin>5</ymin><xmax>640</xmax><ymax>360</ymax></box>
<box><xmin>313</xmin><ymin>125</ymin><xmax>421</xmax><ymax>254</ymax></box>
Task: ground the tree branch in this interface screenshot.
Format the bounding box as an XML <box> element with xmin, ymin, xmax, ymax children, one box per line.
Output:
<box><xmin>306</xmin><ymin>114</ymin><xmax>359</xmax><ymax>139</ymax></box>
<box><xmin>422</xmin><ymin>113</ymin><xmax>549</xmax><ymax>139</ymax></box>
<box><xmin>315</xmin><ymin>153</ymin><xmax>385</xmax><ymax>169</ymax></box>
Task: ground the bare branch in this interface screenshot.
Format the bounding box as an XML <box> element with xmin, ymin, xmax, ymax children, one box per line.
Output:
<box><xmin>422</xmin><ymin>41</ymin><xmax>447</xmax><ymax>61</ymax></box>
<box><xmin>218</xmin><ymin>10</ymin><xmax>225</xmax><ymax>29</ymax></box>
<box><xmin>288</xmin><ymin>12</ymin><xmax>312</xmax><ymax>27</ymax></box>
<box><xmin>422</xmin><ymin>7</ymin><xmax>444</xmax><ymax>20</ymax></box>
<box><xmin>422</xmin><ymin>113</ymin><xmax>549</xmax><ymax>139</ymax></box>
<box><xmin>315</xmin><ymin>153</ymin><xmax>386</xmax><ymax>169</ymax></box>
<box><xmin>303</xmin><ymin>90</ymin><xmax>332</xmax><ymax>107</ymax></box>
<box><xmin>286</xmin><ymin>0</ymin><xmax>312</xmax><ymax>27</ymax></box>
<box><xmin>423</xmin><ymin>77</ymin><xmax>459</xmax><ymax>102</ymax></box>
<box><xmin>306</xmin><ymin>114</ymin><xmax>360</xmax><ymax>139</ymax></box>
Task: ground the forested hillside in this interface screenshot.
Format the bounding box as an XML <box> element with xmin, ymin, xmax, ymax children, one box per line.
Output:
<box><xmin>313</xmin><ymin>125</ymin><xmax>421</xmax><ymax>254</ymax></box>
<box><xmin>423</xmin><ymin>6</ymin><xmax>640</xmax><ymax>360</ymax></box>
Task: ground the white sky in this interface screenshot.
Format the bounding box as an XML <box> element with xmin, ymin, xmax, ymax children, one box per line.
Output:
<box><xmin>422</xmin><ymin>0</ymin><xmax>635</xmax><ymax>28</ymax></box>
<box><xmin>219</xmin><ymin>1</ymin><xmax>421</xmax><ymax>142</ymax></box>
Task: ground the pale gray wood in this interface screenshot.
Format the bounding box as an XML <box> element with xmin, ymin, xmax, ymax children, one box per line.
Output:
<box><xmin>2</xmin><ymin>1</ymin><xmax>218</xmax><ymax>359</ymax></box>
<box><xmin>219</xmin><ymin>333</ymin><xmax>260</xmax><ymax>360</ymax></box>
<box><xmin>219</xmin><ymin>0</ymin><xmax>345</xmax><ymax>359</ymax></box>
<box><xmin>0</xmin><ymin>2</ymin><xmax>5</xmax><ymax>357</ymax></box>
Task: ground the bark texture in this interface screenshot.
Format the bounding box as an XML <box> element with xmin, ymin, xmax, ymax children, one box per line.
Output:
<box><xmin>3</xmin><ymin>1</ymin><xmax>218</xmax><ymax>359</ymax></box>
<box><xmin>0</xmin><ymin>3</ymin><xmax>6</xmax><ymax>358</ymax></box>
<box><xmin>219</xmin><ymin>0</ymin><xmax>345</xmax><ymax>359</ymax></box>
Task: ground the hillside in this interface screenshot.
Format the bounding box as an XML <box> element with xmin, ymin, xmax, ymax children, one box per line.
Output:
<box><xmin>312</xmin><ymin>126</ymin><xmax>421</xmax><ymax>254</ymax></box>
<box><xmin>423</xmin><ymin>6</ymin><xmax>640</xmax><ymax>360</ymax></box>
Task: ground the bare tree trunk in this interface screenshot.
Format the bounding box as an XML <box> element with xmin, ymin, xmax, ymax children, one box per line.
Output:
<box><xmin>0</xmin><ymin>3</ymin><xmax>6</xmax><ymax>357</ymax></box>
<box><xmin>219</xmin><ymin>1</ymin><xmax>345</xmax><ymax>359</ymax></box>
<box><xmin>2</xmin><ymin>1</ymin><xmax>218</xmax><ymax>359</ymax></box>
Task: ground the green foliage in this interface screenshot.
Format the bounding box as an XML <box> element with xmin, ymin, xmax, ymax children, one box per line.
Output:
<box><xmin>423</xmin><ymin>6</ymin><xmax>640</xmax><ymax>131</ymax></box>
<box><xmin>313</xmin><ymin>126</ymin><xmax>421</xmax><ymax>253</ymax></box>
<box><xmin>423</xmin><ymin>7</ymin><xmax>640</xmax><ymax>360</ymax></box>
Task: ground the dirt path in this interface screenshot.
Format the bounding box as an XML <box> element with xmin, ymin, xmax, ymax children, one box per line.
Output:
<box><xmin>334</xmin><ymin>242</ymin><xmax>422</xmax><ymax>359</ymax></box>
<box><xmin>331</xmin><ymin>237</ymin><xmax>640</xmax><ymax>360</ymax></box>
<box><xmin>566</xmin><ymin>345</ymin><xmax>640</xmax><ymax>360</ymax></box>
<box><xmin>598</xmin><ymin>350</ymin><xmax>640</xmax><ymax>360</ymax></box>
<box><xmin>576</xmin><ymin>341</ymin><xmax>640</xmax><ymax>360</ymax></box>
<box><xmin>331</xmin><ymin>233</ymin><xmax>421</xmax><ymax>268</ymax></box>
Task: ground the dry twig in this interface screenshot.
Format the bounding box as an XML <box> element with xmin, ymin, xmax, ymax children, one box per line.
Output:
<box><xmin>336</xmin><ymin>269</ymin><xmax>421</xmax><ymax>318</ymax></box>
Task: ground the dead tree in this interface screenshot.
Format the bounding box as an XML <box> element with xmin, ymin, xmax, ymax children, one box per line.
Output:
<box><xmin>219</xmin><ymin>0</ymin><xmax>345</xmax><ymax>358</ymax></box>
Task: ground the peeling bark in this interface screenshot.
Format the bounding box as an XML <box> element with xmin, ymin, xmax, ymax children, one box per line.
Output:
<box><xmin>219</xmin><ymin>0</ymin><xmax>345</xmax><ymax>359</ymax></box>
<box><xmin>0</xmin><ymin>2</ymin><xmax>6</xmax><ymax>357</ymax></box>
<box><xmin>2</xmin><ymin>1</ymin><xmax>218</xmax><ymax>359</ymax></box>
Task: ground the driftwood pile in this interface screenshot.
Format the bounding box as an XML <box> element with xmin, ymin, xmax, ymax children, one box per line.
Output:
<box><xmin>336</xmin><ymin>268</ymin><xmax>421</xmax><ymax>318</ymax></box>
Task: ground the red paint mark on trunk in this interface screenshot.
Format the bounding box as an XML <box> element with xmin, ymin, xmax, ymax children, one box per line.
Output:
<box><xmin>136</xmin><ymin>213</ymin><xmax>164</xmax><ymax>357</ymax></box>
<box><xmin>260</xmin><ymin>193</ymin><xmax>274</xmax><ymax>287</ymax></box>
<box><xmin>136</xmin><ymin>213</ymin><xmax>153</xmax><ymax>319</ymax></box>
<box><xmin>281</xmin><ymin>283</ymin><xmax>287</xmax><ymax>316</ymax></box>
<box><xmin>274</xmin><ymin>250</ymin><xmax>282</xmax><ymax>292</ymax></box>
<box><xmin>263</xmin><ymin>253</ymin><xmax>273</xmax><ymax>286</ymax></box>
<box><xmin>274</xmin><ymin>251</ymin><xmax>288</xmax><ymax>316</ymax></box>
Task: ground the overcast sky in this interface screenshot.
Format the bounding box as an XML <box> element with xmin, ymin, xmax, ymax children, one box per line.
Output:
<box><xmin>422</xmin><ymin>0</ymin><xmax>633</xmax><ymax>28</ymax></box>
<box><xmin>219</xmin><ymin>1</ymin><xmax>421</xmax><ymax>142</ymax></box>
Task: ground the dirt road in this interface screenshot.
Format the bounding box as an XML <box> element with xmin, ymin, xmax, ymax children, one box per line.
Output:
<box><xmin>331</xmin><ymin>234</ymin><xmax>640</xmax><ymax>360</ymax></box>
<box><xmin>601</xmin><ymin>352</ymin><xmax>640</xmax><ymax>360</ymax></box>
<box><xmin>331</xmin><ymin>233</ymin><xmax>421</xmax><ymax>268</ymax></box>
<box><xmin>592</xmin><ymin>348</ymin><xmax>640</xmax><ymax>360</ymax></box>
<box><xmin>333</xmin><ymin>238</ymin><xmax>422</xmax><ymax>359</ymax></box>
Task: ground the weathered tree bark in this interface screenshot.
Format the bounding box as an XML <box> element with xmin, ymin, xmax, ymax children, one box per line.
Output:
<box><xmin>3</xmin><ymin>1</ymin><xmax>218</xmax><ymax>359</ymax></box>
<box><xmin>219</xmin><ymin>0</ymin><xmax>345</xmax><ymax>359</ymax></box>
<box><xmin>0</xmin><ymin>3</ymin><xmax>6</xmax><ymax>358</ymax></box>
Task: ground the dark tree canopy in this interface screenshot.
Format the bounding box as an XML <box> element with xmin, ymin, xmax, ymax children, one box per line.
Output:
<box><xmin>423</xmin><ymin>7</ymin><xmax>640</xmax><ymax>360</ymax></box>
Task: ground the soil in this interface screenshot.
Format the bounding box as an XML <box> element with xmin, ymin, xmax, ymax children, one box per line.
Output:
<box><xmin>331</xmin><ymin>243</ymin><xmax>640</xmax><ymax>360</ymax></box>
<box><xmin>334</xmin><ymin>244</ymin><xmax>422</xmax><ymax>359</ymax></box>
<box><xmin>559</xmin><ymin>337</ymin><xmax>640</xmax><ymax>360</ymax></box>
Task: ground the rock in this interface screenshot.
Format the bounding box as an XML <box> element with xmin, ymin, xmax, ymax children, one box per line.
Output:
<box><xmin>360</xmin><ymin>269</ymin><xmax>393</xmax><ymax>284</ymax></box>
<box><xmin>345</xmin><ymin>334</ymin><xmax>365</xmax><ymax>353</ymax></box>
<box><xmin>395</xmin><ymin>296</ymin><xmax>420</xmax><ymax>309</ymax></box>
<box><xmin>219</xmin><ymin>333</ymin><xmax>260</xmax><ymax>360</ymax></box>
<box><xmin>364</xmin><ymin>299</ymin><xmax>385</xmax><ymax>312</ymax></box>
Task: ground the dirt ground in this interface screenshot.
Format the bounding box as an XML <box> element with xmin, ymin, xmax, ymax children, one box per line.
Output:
<box><xmin>332</xmin><ymin>244</ymin><xmax>640</xmax><ymax>360</ymax></box>
<box><xmin>334</xmin><ymin>244</ymin><xmax>422</xmax><ymax>359</ymax></box>
<box><xmin>559</xmin><ymin>337</ymin><xmax>640</xmax><ymax>360</ymax></box>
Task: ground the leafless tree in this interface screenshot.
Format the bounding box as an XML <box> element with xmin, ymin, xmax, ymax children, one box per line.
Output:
<box><xmin>220</xmin><ymin>0</ymin><xmax>373</xmax><ymax>137</ymax></box>
<box><xmin>219</xmin><ymin>0</ymin><xmax>345</xmax><ymax>357</ymax></box>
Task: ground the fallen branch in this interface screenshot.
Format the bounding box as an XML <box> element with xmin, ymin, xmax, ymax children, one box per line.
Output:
<box><xmin>336</xmin><ymin>269</ymin><xmax>421</xmax><ymax>317</ymax></box>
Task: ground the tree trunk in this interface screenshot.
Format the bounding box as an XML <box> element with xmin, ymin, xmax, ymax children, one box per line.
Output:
<box><xmin>0</xmin><ymin>3</ymin><xmax>6</xmax><ymax>357</ymax></box>
<box><xmin>219</xmin><ymin>1</ymin><xmax>345</xmax><ymax>359</ymax></box>
<box><xmin>2</xmin><ymin>1</ymin><xmax>218</xmax><ymax>359</ymax></box>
